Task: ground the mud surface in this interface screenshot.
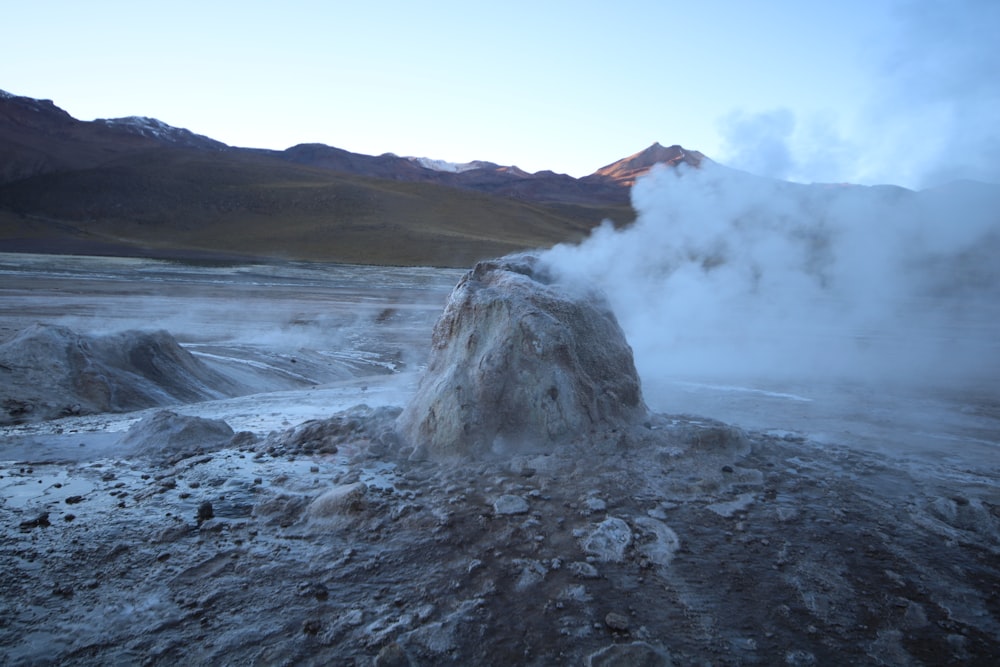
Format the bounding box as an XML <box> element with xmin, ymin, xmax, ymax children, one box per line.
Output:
<box><xmin>1</xmin><ymin>254</ymin><xmax>998</xmax><ymax>665</ymax></box>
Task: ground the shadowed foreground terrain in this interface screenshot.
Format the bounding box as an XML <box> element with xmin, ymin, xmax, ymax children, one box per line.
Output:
<box><xmin>2</xmin><ymin>403</ymin><xmax>998</xmax><ymax>665</ymax></box>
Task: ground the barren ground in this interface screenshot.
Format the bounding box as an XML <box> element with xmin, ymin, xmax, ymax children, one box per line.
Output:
<box><xmin>1</xmin><ymin>254</ymin><xmax>997</xmax><ymax>666</ymax></box>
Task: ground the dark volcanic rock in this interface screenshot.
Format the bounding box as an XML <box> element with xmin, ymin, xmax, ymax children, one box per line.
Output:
<box><xmin>396</xmin><ymin>254</ymin><xmax>646</xmax><ymax>459</ymax></box>
<box><xmin>0</xmin><ymin>324</ymin><xmax>246</xmax><ymax>424</ymax></box>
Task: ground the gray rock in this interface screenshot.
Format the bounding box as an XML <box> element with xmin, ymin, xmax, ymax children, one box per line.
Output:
<box><xmin>396</xmin><ymin>254</ymin><xmax>646</xmax><ymax>460</ymax></box>
<box><xmin>584</xmin><ymin>496</ymin><xmax>608</xmax><ymax>513</ymax></box>
<box><xmin>119</xmin><ymin>410</ymin><xmax>235</xmax><ymax>462</ymax></box>
<box><xmin>604</xmin><ymin>611</ymin><xmax>630</xmax><ymax>631</ymax></box>
<box><xmin>374</xmin><ymin>642</ymin><xmax>413</xmax><ymax>667</ymax></box>
<box><xmin>569</xmin><ymin>561</ymin><xmax>600</xmax><ymax>579</ymax></box>
<box><xmin>512</xmin><ymin>559</ymin><xmax>548</xmax><ymax>590</ymax></box>
<box><xmin>305</xmin><ymin>482</ymin><xmax>368</xmax><ymax>520</ymax></box>
<box><xmin>632</xmin><ymin>517</ymin><xmax>680</xmax><ymax>567</ymax></box>
<box><xmin>580</xmin><ymin>517</ymin><xmax>633</xmax><ymax>563</ymax></box>
<box><xmin>493</xmin><ymin>494</ymin><xmax>530</xmax><ymax>515</ymax></box>
<box><xmin>0</xmin><ymin>324</ymin><xmax>244</xmax><ymax>424</ymax></box>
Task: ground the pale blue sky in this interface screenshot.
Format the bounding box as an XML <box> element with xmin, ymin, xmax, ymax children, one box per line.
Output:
<box><xmin>3</xmin><ymin>1</ymin><xmax>996</xmax><ymax>187</ymax></box>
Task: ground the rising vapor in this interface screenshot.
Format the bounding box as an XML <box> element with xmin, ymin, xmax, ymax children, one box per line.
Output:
<box><xmin>540</xmin><ymin>161</ymin><xmax>1000</xmax><ymax>409</ymax></box>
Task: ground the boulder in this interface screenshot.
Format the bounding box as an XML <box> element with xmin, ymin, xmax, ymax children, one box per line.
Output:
<box><xmin>119</xmin><ymin>409</ymin><xmax>235</xmax><ymax>462</ymax></box>
<box><xmin>396</xmin><ymin>254</ymin><xmax>646</xmax><ymax>459</ymax></box>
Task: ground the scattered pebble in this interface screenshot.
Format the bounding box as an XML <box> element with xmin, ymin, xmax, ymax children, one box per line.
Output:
<box><xmin>604</xmin><ymin>611</ymin><xmax>630</xmax><ymax>631</ymax></box>
<box><xmin>493</xmin><ymin>494</ymin><xmax>530</xmax><ymax>515</ymax></box>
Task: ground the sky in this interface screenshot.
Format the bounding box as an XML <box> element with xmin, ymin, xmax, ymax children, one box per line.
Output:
<box><xmin>3</xmin><ymin>0</ymin><xmax>997</xmax><ymax>188</ymax></box>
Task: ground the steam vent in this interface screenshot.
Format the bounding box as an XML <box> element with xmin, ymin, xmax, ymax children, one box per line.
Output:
<box><xmin>396</xmin><ymin>254</ymin><xmax>647</xmax><ymax>459</ymax></box>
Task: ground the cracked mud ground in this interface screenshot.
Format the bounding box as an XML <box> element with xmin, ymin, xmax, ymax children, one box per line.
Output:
<box><xmin>2</xmin><ymin>410</ymin><xmax>997</xmax><ymax>666</ymax></box>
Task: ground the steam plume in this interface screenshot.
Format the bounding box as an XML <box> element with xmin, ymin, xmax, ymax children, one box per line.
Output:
<box><xmin>540</xmin><ymin>161</ymin><xmax>1000</xmax><ymax>410</ymax></box>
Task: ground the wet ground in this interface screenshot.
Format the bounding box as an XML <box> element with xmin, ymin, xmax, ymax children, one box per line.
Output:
<box><xmin>1</xmin><ymin>254</ymin><xmax>998</xmax><ymax>665</ymax></box>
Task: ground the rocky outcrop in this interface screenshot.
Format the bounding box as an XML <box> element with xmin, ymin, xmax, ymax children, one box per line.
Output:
<box><xmin>396</xmin><ymin>254</ymin><xmax>646</xmax><ymax>459</ymax></box>
<box><xmin>586</xmin><ymin>142</ymin><xmax>705</xmax><ymax>187</ymax></box>
<box><xmin>0</xmin><ymin>324</ymin><xmax>246</xmax><ymax>424</ymax></box>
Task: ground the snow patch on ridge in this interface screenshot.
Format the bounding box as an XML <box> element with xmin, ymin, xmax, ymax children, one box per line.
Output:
<box><xmin>95</xmin><ymin>116</ymin><xmax>227</xmax><ymax>149</ymax></box>
<box><xmin>407</xmin><ymin>156</ymin><xmax>497</xmax><ymax>173</ymax></box>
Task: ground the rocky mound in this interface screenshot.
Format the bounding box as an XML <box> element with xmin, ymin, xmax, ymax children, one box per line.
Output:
<box><xmin>0</xmin><ymin>324</ymin><xmax>246</xmax><ymax>424</ymax></box>
<box><xmin>396</xmin><ymin>254</ymin><xmax>647</xmax><ymax>459</ymax></box>
<box><xmin>118</xmin><ymin>410</ymin><xmax>239</xmax><ymax>464</ymax></box>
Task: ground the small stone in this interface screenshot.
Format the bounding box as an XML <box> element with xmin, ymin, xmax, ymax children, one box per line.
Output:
<box><xmin>297</xmin><ymin>582</ymin><xmax>329</xmax><ymax>601</ymax></box>
<box><xmin>605</xmin><ymin>612</ymin><xmax>630</xmax><ymax>631</ymax></box>
<box><xmin>342</xmin><ymin>609</ymin><xmax>364</xmax><ymax>626</ymax></box>
<box><xmin>580</xmin><ymin>517</ymin><xmax>632</xmax><ymax>562</ymax></box>
<box><xmin>65</xmin><ymin>495</ymin><xmax>84</xmax><ymax>505</ymax></box>
<box><xmin>306</xmin><ymin>482</ymin><xmax>367</xmax><ymax>518</ymax></box>
<box><xmin>19</xmin><ymin>512</ymin><xmax>50</xmax><ymax>530</ymax></box>
<box><xmin>196</xmin><ymin>501</ymin><xmax>214</xmax><ymax>525</ymax></box>
<box><xmin>374</xmin><ymin>642</ymin><xmax>410</xmax><ymax>667</ymax></box>
<box><xmin>493</xmin><ymin>495</ymin><xmax>530</xmax><ymax>515</ymax></box>
<box><xmin>569</xmin><ymin>561</ymin><xmax>600</xmax><ymax>579</ymax></box>
<box><xmin>584</xmin><ymin>496</ymin><xmax>607</xmax><ymax>513</ymax></box>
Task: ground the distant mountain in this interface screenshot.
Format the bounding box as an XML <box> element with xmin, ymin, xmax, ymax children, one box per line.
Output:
<box><xmin>277</xmin><ymin>143</ymin><xmax>632</xmax><ymax>206</ymax></box>
<box><xmin>0</xmin><ymin>90</ymin><xmax>227</xmax><ymax>185</ymax></box>
<box><xmin>0</xmin><ymin>89</ymin><xmax>704</xmax><ymax>266</ymax></box>
<box><xmin>587</xmin><ymin>142</ymin><xmax>706</xmax><ymax>187</ymax></box>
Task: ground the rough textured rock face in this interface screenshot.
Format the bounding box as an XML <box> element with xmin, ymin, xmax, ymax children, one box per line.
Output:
<box><xmin>396</xmin><ymin>254</ymin><xmax>646</xmax><ymax>459</ymax></box>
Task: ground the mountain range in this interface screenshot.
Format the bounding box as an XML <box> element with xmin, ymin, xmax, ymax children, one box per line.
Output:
<box><xmin>0</xmin><ymin>89</ymin><xmax>708</xmax><ymax>266</ymax></box>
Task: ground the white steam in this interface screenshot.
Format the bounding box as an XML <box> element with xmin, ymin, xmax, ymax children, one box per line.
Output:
<box><xmin>540</xmin><ymin>162</ymin><xmax>1000</xmax><ymax>407</ymax></box>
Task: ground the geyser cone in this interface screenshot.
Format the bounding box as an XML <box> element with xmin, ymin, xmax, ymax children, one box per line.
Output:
<box><xmin>396</xmin><ymin>254</ymin><xmax>647</xmax><ymax>459</ymax></box>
